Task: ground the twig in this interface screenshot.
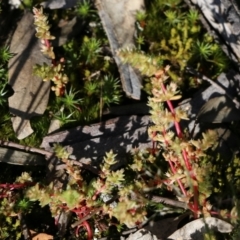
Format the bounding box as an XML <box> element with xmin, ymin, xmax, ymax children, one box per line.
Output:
<box><xmin>121</xmin><ymin>213</ymin><xmax>158</xmax><ymax>235</ymax></box>
<box><xmin>83</xmin><ymin>70</ymin><xmax>101</xmax><ymax>80</ymax></box>
<box><xmin>0</xmin><ymin>140</ymin><xmax>54</xmax><ymax>158</ymax></box>
<box><xmin>121</xmin><ymin>227</ymin><xmax>138</xmax><ymax>235</ymax></box>
<box><xmin>71</xmin><ymin>207</ymin><xmax>102</xmax><ymax>228</ymax></box>
<box><xmin>151</xmin><ymin>195</ymin><xmax>188</xmax><ymax>209</ymax></box>
<box><xmin>0</xmin><ymin>140</ymin><xmax>99</xmax><ymax>174</ymax></box>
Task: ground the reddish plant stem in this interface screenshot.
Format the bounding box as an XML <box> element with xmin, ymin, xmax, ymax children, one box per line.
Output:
<box><xmin>182</xmin><ymin>149</ymin><xmax>192</xmax><ymax>171</ymax></box>
<box><xmin>192</xmin><ymin>185</ymin><xmax>199</xmax><ymax>218</ymax></box>
<box><xmin>161</xmin><ymin>128</ymin><xmax>187</xmax><ymax>196</ymax></box>
<box><xmin>168</xmin><ymin>160</ymin><xmax>187</xmax><ymax>196</ymax></box>
<box><xmin>92</xmin><ymin>182</ymin><xmax>106</xmax><ymax>200</ymax></box>
<box><xmin>160</xmin><ymin>83</ymin><xmax>183</xmax><ymax>138</ymax></box>
<box><xmin>76</xmin><ymin>221</ymin><xmax>93</xmax><ymax>240</ymax></box>
<box><xmin>159</xmin><ymin>80</ymin><xmax>200</xmax><ymax>215</ymax></box>
<box><xmin>44</xmin><ymin>39</ymin><xmax>50</xmax><ymax>48</ymax></box>
<box><xmin>0</xmin><ymin>183</ymin><xmax>34</xmax><ymax>189</ymax></box>
<box><xmin>162</xmin><ymin>128</ymin><xmax>169</xmax><ymax>146</ymax></box>
<box><xmin>161</xmin><ymin>83</ymin><xmax>187</xmax><ymax>196</ymax></box>
<box><xmin>151</xmin><ymin>131</ymin><xmax>157</xmax><ymax>155</ymax></box>
<box><xmin>210</xmin><ymin>211</ymin><xmax>234</xmax><ymax>219</ymax></box>
<box><xmin>83</xmin><ymin>221</ymin><xmax>93</xmax><ymax>240</ymax></box>
<box><xmin>71</xmin><ymin>207</ymin><xmax>102</xmax><ymax>228</ymax></box>
<box><xmin>0</xmin><ymin>194</ymin><xmax>9</xmax><ymax>198</ymax></box>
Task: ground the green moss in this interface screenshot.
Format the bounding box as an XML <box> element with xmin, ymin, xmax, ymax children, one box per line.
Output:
<box><xmin>136</xmin><ymin>0</ymin><xmax>230</xmax><ymax>91</ymax></box>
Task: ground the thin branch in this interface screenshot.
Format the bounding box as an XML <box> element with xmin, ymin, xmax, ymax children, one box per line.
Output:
<box><xmin>71</xmin><ymin>207</ymin><xmax>102</xmax><ymax>228</ymax></box>
<box><xmin>0</xmin><ymin>140</ymin><xmax>54</xmax><ymax>158</ymax></box>
<box><xmin>151</xmin><ymin>195</ymin><xmax>188</xmax><ymax>209</ymax></box>
<box><xmin>0</xmin><ymin>140</ymin><xmax>99</xmax><ymax>174</ymax></box>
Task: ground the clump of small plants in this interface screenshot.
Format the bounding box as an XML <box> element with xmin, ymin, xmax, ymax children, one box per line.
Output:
<box><xmin>135</xmin><ymin>0</ymin><xmax>229</xmax><ymax>93</ymax></box>
<box><xmin>0</xmin><ymin>1</ymin><xmax>122</xmax><ymax>147</ymax></box>
<box><xmin>0</xmin><ymin>0</ymin><xmax>240</xmax><ymax>239</ymax></box>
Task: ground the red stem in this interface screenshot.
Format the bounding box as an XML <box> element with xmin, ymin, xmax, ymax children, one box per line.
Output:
<box><xmin>168</xmin><ymin>159</ymin><xmax>187</xmax><ymax>196</ymax></box>
<box><xmin>182</xmin><ymin>149</ymin><xmax>192</xmax><ymax>171</ymax></box>
<box><xmin>76</xmin><ymin>221</ymin><xmax>93</xmax><ymax>240</ymax></box>
<box><xmin>44</xmin><ymin>39</ymin><xmax>50</xmax><ymax>48</ymax></box>
<box><xmin>92</xmin><ymin>182</ymin><xmax>106</xmax><ymax>200</ymax></box>
<box><xmin>160</xmin><ymin>83</ymin><xmax>183</xmax><ymax>138</ymax></box>
<box><xmin>193</xmin><ymin>185</ymin><xmax>199</xmax><ymax>218</ymax></box>
<box><xmin>151</xmin><ymin>131</ymin><xmax>157</xmax><ymax>155</ymax></box>
<box><xmin>159</xmin><ymin>80</ymin><xmax>200</xmax><ymax>215</ymax></box>
<box><xmin>0</xmin><ymin>182</ymin><xmax>34</xmax><ymax>189</ymax></box>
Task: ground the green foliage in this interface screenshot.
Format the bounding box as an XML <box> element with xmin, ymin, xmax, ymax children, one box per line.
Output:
<box><xmin>193</xmin><ymin>40</ymin><xmax>213</xmax><ymax>60</ymax></box>
<box><xmin>0</xmin><ymin>0</ymin><xmax>239</xmax><ymax>238</ymax></box>
<box><xmin>15</xmin><ymin>198</ymin><xmax>33</xmax><ymax>213</ymax></box>
<box><xmin>60</xmin><ymin>24</ymin><xmax>122</xmax><ymax>123</ymax></box>
<box><xmin>0</xmin><ymin>213</ymin><xmax>21</xmax><ymax>240</ymax></box>
<box><xmin>231</xmin><ymin>220</ymin><xmax>240</xmax><ymax>239</ymax></box>
<box><xmin>75</xmin><ymin>74</ymin><xmax>121</xmax><ymax>122</ymax></box>
<box><xmin>0</xmin><ymin>46</ymin><xmax>14</xmax><ymax>63</ymax></box>
<box><xmin>53</xmin><ymin>108</ymin><xmax>77</xmax><ymax>126</ymax></box>
<box><xmin>139</xmin><ymin>0</ymin><xmax>229</xmax><ymax>89</ymax></box>
<box><xmin>23</xmin><ymin>150</ymin><xmax>155</xmax><ymax>229</ymax></box>
<box><xmin>75</xmin><ymin>0</ymin><xmax>93</xmax><ymax>18</ymax></box>
<box><xmin>23</xmin><ymin>6</ymin><xmax>122</xmax><ymax>145</ymax></box>
<box><xmin>0</xmin><ymin>81</ymin><xmax>8</xmax><ymax>107</ymax></box>
<box><xmin>164</xmin><ymin>10</ymin><xmax>184</xmax><ymax>26</ymax></box>
<box><xmin>0</xmin><ymin>45</ymin><xmax>16</xmax><ymax>142</ymax></box>
<box><xmin>187</xmin><ymin>9</ymin><xmax>199</xmax><ymax>24</ymax></box>
<box><xmin>0</xmin><ymin>46</ymin><xmax>12</xmax><ymax>107</ymax></box>
<box><xmin>26</xmin><ymin>183</ymin><xmax>53</xmax><ymax>207</ymax></box>
<box><xmin>135</xmin><ymin>10</ymin><xmax>147</xmax><ymax>23</ymax></box>
<box><xmin>81</xmin><ymin>37</ymin><xmax>102</xmax><ymax>64</ymax></box>
<box><xmin>118</xmin><ymin>49</ymin><xmax>163</xmax><ymax>77</ymax></box>
<box><xmin>0</xmin><ymin>173</ymin><xmax>34</xmax><ymax>239</ymax></box>
<box><xmin>33</xmin><ymin>61</ymin><xmax>69</xmax><ymax>96</ymax></box>
<box><xmin>210</xmin><ymin>154</ymin><xmax>240</xmax><ymax>195</ymax></box>
<box><xmin>53</xmin><ymin>143</ymin><xmax>71</xmax><ymax>159</ymax></box>
<box><xmin>59</xmin><ymin>188</ymin><xmax>82</xmax><ymax>209</ymax></box>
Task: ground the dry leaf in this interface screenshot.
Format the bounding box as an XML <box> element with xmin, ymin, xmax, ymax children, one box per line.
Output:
<box><xmin>8</xmin><ymin>11</ymin><xmax>51</xmax><ymax>139</ymax></box>
<box><xmin>95</xmin><ymin>0</ymin><xmax>144</xmax><ymax>99</ymax></box>
<box><xmin>168</xmin><ymin>217</ymin><xmax>233</xmax><ymax>240</ymax></box>
<box><xmin>41</xmin><ymin>0</ymin><xmax>77</xmax><ymax>9</ymax></box>
<box><xmin>48</xmin><ymin>119</ymin><xmax>61</xmax><ymax>134</ymax></box>
<box><xmin>41</xmin><ymin>115</ymin><xmax>151</xmax><ymax>163</ymax></box>
<box><xmin>30</xmin><ymin>230</ymin><xmax>53</xmax><ymax>240</ymax></box>
<box><xmin>11</xmin><ymin>116</ymin><xmax>34</xmax><ymax>140</ymax></box>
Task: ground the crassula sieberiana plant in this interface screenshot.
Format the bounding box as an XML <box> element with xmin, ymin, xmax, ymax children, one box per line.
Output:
<box><xmin>33</xmin><ymin>7</ymin><xmax>69</xmax><ymax>96</ymax></box>
<box><xmin>118</xmin><ymin>48</ymin><xmax>218</xmax><ymax>217</ymax></box>
<box><xmin>0</xmin><ymin>1</ymin><xmax>239</xmax><ymax>238</ymax></box>
<box><xmin>147</xmin><ymin>66</ymin><xmax>217</xmax><ymax>216</ymax></box>
<box><xmin>6</xmin><ymin>62</ymin><xmax>221</xmax><ymax>240</ymax></box>
<box><xmin>24</xmin><ymin>148</ymin><xmax>149</xmax><ymax>236</ymax></box>
<box><xmin>19</xmin><ymin>62</ymin><xmax>220</xmax><ymax>236</ymax></box>
<box><xmin>33</xmin><ymin>6</ymin><xmax>122</xmax><ymax>123</ymax></box>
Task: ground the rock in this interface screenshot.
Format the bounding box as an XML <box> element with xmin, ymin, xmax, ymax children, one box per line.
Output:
<box><xmin>168</xmin><ymin>217</ymin><xmax>233</xmax><ymax>240</ymax></box>
<box><xmin>126</xmin><ymin>229</ymin><xmax>157</xmax><ymax>240</ymax></box>
<box><xmin>95</xmin><ymin>0</ymin><xmax>145</xmax><ymax>99</ymax></box>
